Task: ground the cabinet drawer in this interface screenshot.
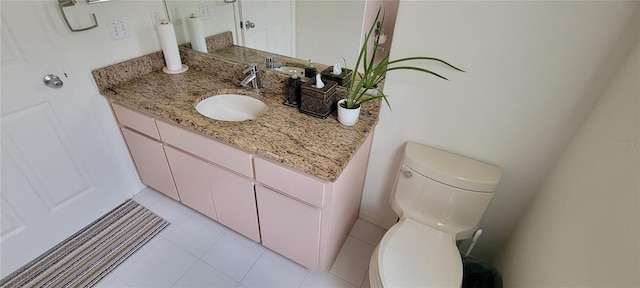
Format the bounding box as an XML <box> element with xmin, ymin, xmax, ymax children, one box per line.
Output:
<box><xmin>112</xmin><ymin>103</ymin><xmax>160</xmax><ymax>140</ymax></box>
<box><xmin>156</xmin><ymin>120</ymin><xmax>253</xmax><ymax>178</ymax></box>
<box><xmin>254</xmin><ymin>158</ymin><xmax>325</xmax><ymax>208</ymax></box>
<box><xmin>256</xmin><ymin>185</ymin><xmax>321</xmax><ymax>270</ymax></box>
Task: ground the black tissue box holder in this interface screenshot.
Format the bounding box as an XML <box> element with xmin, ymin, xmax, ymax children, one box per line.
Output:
<box><xmin>283</xmin><ymin>77</ymin><xmax>304</xmax><ymax>107</ymax></box>
<box><xmin>320</xmin><ymin>66</ymin><xmax>353</xmax><ymax>87</ymax></box>
<box><xmin>299</xmin><ymin>78</ymin><xmax>337</xmax><ymax>118</ymax></box>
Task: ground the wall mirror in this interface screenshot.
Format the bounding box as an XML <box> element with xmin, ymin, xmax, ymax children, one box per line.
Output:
<box><xmin>162</xmin><ymin>0</ymin><xmax>398</xmax><ymax>72</ymax></box>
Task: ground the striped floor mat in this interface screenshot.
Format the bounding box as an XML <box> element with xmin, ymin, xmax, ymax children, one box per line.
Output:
<box><xmin>1</xmin><ymin>199</ymin><xmax>168</xmax><ymax>288</ymax></box>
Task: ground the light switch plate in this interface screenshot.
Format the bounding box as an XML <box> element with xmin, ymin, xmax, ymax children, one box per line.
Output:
<box><xmin>108</xmin><ymin>17</ymin><xmax>130</xmax><ymax>40</ymax></box>
<box><xmin>199</xmin><ymin>2</ymin><xmax>212</xmax><ymax>19</ymax></box>
<box><xmin>150</xmin><ymin>10</ymin><xmax>162</xmax><ymax>30</ymax></box>
<box><xmin>171</xmin><ymin>7</ymin><xmax>183</xmax><ymax>25</ymax></box>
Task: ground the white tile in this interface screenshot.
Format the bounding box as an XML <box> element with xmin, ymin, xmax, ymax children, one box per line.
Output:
<box><xmin>146</xmin><ymin>195</ymin><xmax>193</xmax><ymax>235</ymax></box>
<box><xmin>300</xmin><ymin>271</ymin><xmax>358</xmax><ymax>288</ymax></box>
<box><xmin>165</xmin><ymin>211</ymin><xmax>228</xmax><ymax>257</ymax></box>
<box><xmin>349</xmin><ymin>219</ymin><xmax>386</xmax><ymax>246</ymax></box>
<box><xmin>132</xmin><ymin>187</ymin><xmax>163</xmax><ymax>208</ymax></box>
<box><xmin>329</xmin><ymin>236</ymin><xmax>375</xmax><ymax>287</ymax></box>
<box><xmin>201</xmin><ymin>230</ymin><xmax>265</xmax><ymax>281</ymax></box>
<box><xmin>104</xmin><ymin>277</ymin><xmax>131</xmax><ymax>288</ymax></box>
<box><xmin>94</xmin><ymin>273</ymin><xmax>118</xmax><ymax>288</ymax></box>
<box><xmin>172</xmin><ymin>260</ymin><xmax>238</xmax><ymax>288</ymax></box>
<box><xmin>119</xmin><ymin>238</ymin><xmax>198</xmax><ymax>287</ymax></box>
<box><xmin>108</xmin><ymin>232</ymin><xmax>164</xmax><ymax>277</ymax></box>
<box><xmin>240</xmin><ymin>249</ymin><xmax>308</xmax><ymax>288</ymax></box>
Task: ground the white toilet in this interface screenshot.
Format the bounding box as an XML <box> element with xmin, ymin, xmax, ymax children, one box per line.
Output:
<box><xmin>369</xmin><ymin>142</ymin><xmax>502</xmax><ymax>288</ymax></box>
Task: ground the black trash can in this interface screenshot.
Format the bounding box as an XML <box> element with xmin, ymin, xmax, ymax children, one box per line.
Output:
<box><xmin>462</xmin><ymin>257</ymin><xmax>503</xmax><ymax>288</ymax></box>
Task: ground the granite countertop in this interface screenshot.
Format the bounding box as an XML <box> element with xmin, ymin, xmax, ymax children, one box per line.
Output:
<box><xmin>94</xmin><ymin>49</ymin><xmax>380</xmax><ymax>182</ymax></box>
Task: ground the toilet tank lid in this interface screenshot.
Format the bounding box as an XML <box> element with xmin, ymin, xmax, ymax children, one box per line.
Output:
<box><xmin>403</xmin><ymin>142</ymin><xmax>503</xmax><ymax>192</ymax></box>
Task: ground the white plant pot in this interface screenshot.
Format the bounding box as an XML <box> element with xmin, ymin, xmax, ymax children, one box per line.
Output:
<box><xmin>337</xmin><ymin>99</ymin><xmax>361</xmax><ymax>126</ymax></box>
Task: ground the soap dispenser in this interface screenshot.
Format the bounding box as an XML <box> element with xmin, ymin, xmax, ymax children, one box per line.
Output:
<box><xmin>304</xmin><ymin>60</ymin><xmax>317</xmax><ymax>78</ymax></box>
<box><xmin>284</xmin><ymin>75</ymin><xmax>303</xmax><ymax>107</ymax></box>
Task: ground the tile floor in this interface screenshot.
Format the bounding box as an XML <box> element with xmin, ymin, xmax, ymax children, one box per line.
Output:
<box><xmin>95</xmin><ymin>187</ymin><xmax>386</xmax><ymax>288</ymax></box>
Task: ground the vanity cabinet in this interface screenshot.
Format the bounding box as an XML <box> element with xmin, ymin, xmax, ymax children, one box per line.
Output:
<box><xmin>111</xmin><ymin>102</ymin><xmax>260</xmax><ymax>242</ymax></box>
<box><xmin>110</xmin><ymin>101</ymin><xmax>373</xmax><ymax>271</ymax></box>
<box><xmin>157</xmin><ymin>120</ymin><xmax>260</xmax><ymax>242</ymax></box>
<box><xmin>112</xmin><ymin>104</ymin><xmax>179</xmax><ymax>201</ymax></box>
<box><xmin>253</xmin><ymin>132</ymin><xmax>373</xmax><ymax>271</ymax></box>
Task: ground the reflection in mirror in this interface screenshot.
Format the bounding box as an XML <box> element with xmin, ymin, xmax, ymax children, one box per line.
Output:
<box><xmin>163</xmin><ymin>0</ymin><xmax>398</xmax><ymax>73</ymax></box>
<box><xmin>239</xmin><ymin>1</ymin><xmax>293</xmax><ymax>56</ymax></box>
<box><xmin>164</xmin><ymin>1</ymin><xmax>239</xmax><ymax>45</ymax></box>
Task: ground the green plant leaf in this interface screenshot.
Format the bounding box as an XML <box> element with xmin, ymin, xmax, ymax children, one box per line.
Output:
<box><xmin>343</xmin><ymin>6</ymin><xmax>463</xmax><ymax>111</ymax></box>
<box><xmin>386</xmin><ymin>66</ymin><xmax>450</xmax><ymax>80</ymax></box>
<box><xmin>388</xmin><ymin>57</ymin><xmax>465</xmax><ymax>72</ymax></box>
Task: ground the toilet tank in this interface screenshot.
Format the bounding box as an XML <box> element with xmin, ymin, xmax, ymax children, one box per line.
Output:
<box><xmin>390</xmin><ymin>142</ymin><xmax>503</xmax><ymax>240</ymax></box>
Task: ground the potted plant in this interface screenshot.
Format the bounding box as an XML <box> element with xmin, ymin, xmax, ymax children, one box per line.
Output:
<box><xmin>337</xmin><ymin>8</ymin><xmax>464</xmax><ymax>126</ymax></box>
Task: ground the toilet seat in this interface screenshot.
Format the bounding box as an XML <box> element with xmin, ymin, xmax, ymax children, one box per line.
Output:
<box><xmin>370</xmin><ymin>218</ymin><xmax>463</xmax><ymax>288</ymax></box>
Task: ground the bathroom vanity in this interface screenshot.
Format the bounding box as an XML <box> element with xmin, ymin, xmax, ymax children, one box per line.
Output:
<box><xmin>92</xmin><ymin>46</ymin><xmax>380</xmax><ymax>271</ymax></box>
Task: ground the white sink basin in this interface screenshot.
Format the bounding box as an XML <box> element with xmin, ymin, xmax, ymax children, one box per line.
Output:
<box><xmin>276</xmin><ymin>66</ymin><xmax>305</xmax><ymax>77</ymax></box>
<box><xmin>196</xmin><ymin>94</ymin><xmax>268</xmax><ymax>121</ymax></box>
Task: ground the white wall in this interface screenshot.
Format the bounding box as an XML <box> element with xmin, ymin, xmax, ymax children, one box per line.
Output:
<box><xmin>360</xmin><ymin>1</ymin><xmax>640</xmax><ymax>261</ymax></box>
<box><xmin>36</xmin><ymin>0</ymin><xmax>172</xmax><ymax>197</ymax></box>
<box><xmin>494</xmin><ymin>40</ymin><xmax>640</xmax><ymax>287</ymax></box>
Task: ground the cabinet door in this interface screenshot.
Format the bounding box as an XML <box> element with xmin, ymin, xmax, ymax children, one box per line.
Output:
<box><xmin>121</xmin><ymin>127</ymin><xmax>179</xmax><ymax>201</ymax></box>
<box><xmin>164</xmin><ymin>146</ymin><xmax>217</xmax><ymax>220</ymax></box>
<box><xmin>208</xmin><ymin>165</ymin><xmax>260</xmax><ymax>242</ymax></box>
<box><xmin>255</xmin><ymin>185</ymin><xmax>321</xmax><ymax>270</ymax></box>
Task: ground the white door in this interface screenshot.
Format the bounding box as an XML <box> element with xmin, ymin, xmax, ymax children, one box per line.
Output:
<box><xmin>1</xmin><ymin>1</ymin><xmax>126</xmax><ymax>276</ymax></box>
<box><xmin>239</xmin><ymin>0</ymin><xmax>294</xmax><ymax>57</ymax></box>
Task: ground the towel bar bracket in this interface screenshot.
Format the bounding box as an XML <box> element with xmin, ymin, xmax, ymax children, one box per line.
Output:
<box><xmin>58</xmin><ymin>0</ymin><xmax>99</xmax><ymax>32</ymax></box>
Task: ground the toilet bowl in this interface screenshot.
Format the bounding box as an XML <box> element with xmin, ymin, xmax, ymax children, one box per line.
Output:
<box><xmin>369</xmin><ymin>142</ymin><xmax>502</xmax><ymax>287</ymax></box>
<box><xmin>369</xmin><ymin>218</ymin><xmax>463</xmax><ymax>287</ymax></box>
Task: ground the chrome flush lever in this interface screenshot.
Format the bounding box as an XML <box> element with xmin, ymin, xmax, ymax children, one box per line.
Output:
<box><xmin>400</xmin><ymin>169</ymin><xmax>412</xmax><ymax>178</ymax></box>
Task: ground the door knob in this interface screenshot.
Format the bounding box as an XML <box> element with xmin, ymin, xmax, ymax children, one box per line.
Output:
<box><xmin>43</xmin><ymin>74</ymin><xmax>64</xmax><ymax>89</ymax></box>
<box><xmin>245</xmin><ymin>20</ymin><xmax>256</xmax><ymax>30</ymax></box>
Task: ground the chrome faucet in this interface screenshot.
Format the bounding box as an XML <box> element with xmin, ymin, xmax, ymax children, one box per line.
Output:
<box><xmin>265</xmin><ymin>57</ymin><xmax>281</xmax><ymax>69</ymax></box>
<box><xmin>241</xmin><ymin>64</ymin><xmax>260</xmax><ymax>92</ymax></box>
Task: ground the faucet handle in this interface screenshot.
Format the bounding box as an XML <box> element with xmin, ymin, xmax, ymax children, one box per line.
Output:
<box><xmin>266</xmin><ymin>57</ymin><xmax>275</xmax><ymax>69</ymax></box>
<box><xmin>266</xmin><ymin>57</ymin><xmax>281</xmax><ymax>69</ymax></box>
<box><xmin>243</xmin><ymin>63</ymin><xmax>259</xmax><ymax>74</ymax></box>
